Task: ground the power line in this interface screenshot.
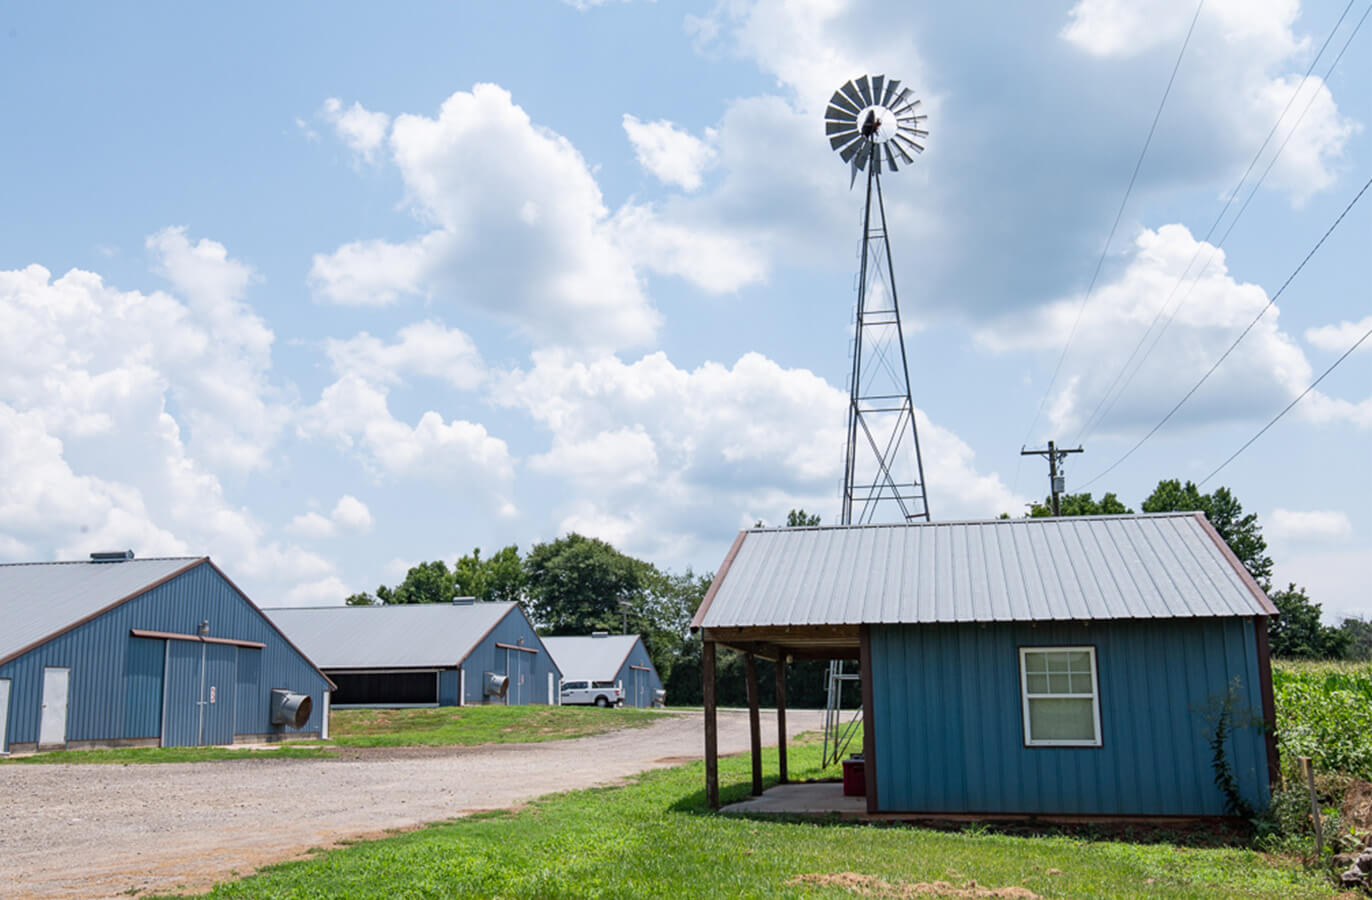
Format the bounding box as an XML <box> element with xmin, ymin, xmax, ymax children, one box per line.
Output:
<box><xmin>1073</xmin><ymin>1</ymin><xmax>1367</xmax><ymax>447</ymax></box>
<box><xmin>1015</xmin><ymin>0</ymin><xmax>1206</xmax><ymax>473</ymax></box>
<box><xmin>1078</xmin><ymin>172</ymin><xmax>1372</xmax><ymax>489</ymax></box>
<box><xmin>1200</xmin><ymin>323</ymin><xmax>1372</xmax><ymax>486</ymax></box>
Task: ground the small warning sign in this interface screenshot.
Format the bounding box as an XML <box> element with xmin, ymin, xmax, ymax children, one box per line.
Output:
<box><xmin>210</xmin><ymin>685</ymin><xmax>216</xmax><ymax>704</ymax></box>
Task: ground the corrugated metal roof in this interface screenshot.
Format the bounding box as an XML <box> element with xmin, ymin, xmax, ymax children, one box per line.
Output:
<box><xmin>264</xmin><ymin>602</ymin><xmax>516</xmax><ymax>669</ymax></box>
<box><xmin>0</xmin><ymin>557</ymin><xmax>203</xmax><ymax>663</ymax></box>
<box><xmin>542</xmin><ymin>635</ymin><xmax>640</xmax><ymax>681</ymax></box>
<box><xmin>694</xmin><ymin>513</ymin><xmax>1276</xmax><ymax>628</ymax></box>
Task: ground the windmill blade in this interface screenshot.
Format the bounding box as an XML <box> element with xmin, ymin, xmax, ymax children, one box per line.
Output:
<box><xmin>855</xmin><ymin>140</ymin><xmax>871</xmax><ymax>170</ymax></box>
<box><xmin>829</xmin><ymin>131</ymin><xmax>860</xmax><ymax>150</ymax></box>
<box><xmin>827</xmin><ymin>120</ymin><xmax>859</xmax><ymax>136</ymax></box>
<box><xmin>889</xmin><ymin>88</ymin><xmax>913</xmax><ymax>111</ymax></box>
<box><xmin>885</xmin><ymin>144</ymin><xmax>899</xmax><ymax>172</ymax></box>
<box><xmin>839</xmin><ymin>135</ymin><xmax>869</xmax><ymax>163</ymax></box>
<box><xmin>840</xmin><ymin>80</ymin><xmax>865</xmax><ymax>110</ymax></box>
<box><xmin>893</xmin><ymin>133</ymin><xmax>924</xmax><ymax>155</ymax></box>
<box><xmin>897</xmin><ymin>113</ymin><xmax>927</xmax><ymax>125</ymax></box>
<box><xmin>881</xmin><ymin>78</ymin><xmax>901</xmax><ymax>108</ymax></box>
<box><xmin>871</xmin><ymin>145</ymin><xmax>882</xmax><ymax>176</ymax></box>
<box><xmin>850</xmin><ymin>75</ymin><xmax>872</xmax><ymax>106</ymax></box>
<box><xmin>898</xmin><ymin>125</ymin><xmax>930</xmax><ymax>139</ymax></box>
<box><xmin>892</xmin><ymin>96</ymin><xmax>922</xmax><ymax>117</ymax></box>
<box><xmin>828</xmin><ymin>90</ymin><xmax>861</xmax><ymax>117</ymax></box>
<box><xmin>871</xmin><ymin>75</ymin><xmax>885</xmax><ymax>106</ymax></box>
<box><xmin>826</xmin><ymin>104</ymin><xmax>858</xmax><ymax>124</ymax></box>
<box><xmin>890</xmin><ymin>138</ymin><xmax>915</xmax><ymax>166</ymax></box>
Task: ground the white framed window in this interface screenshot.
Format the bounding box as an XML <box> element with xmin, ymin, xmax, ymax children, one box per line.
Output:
<box><xmin>1018</xmin><ymin>646</ymin><xmax>1102</xmax><ymax>747</ymax></box>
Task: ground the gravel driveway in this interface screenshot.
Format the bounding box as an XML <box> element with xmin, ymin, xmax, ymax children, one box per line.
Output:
<box><xmin>2</xmin><ymin>708</ymin><xmax>823</xmax><ymax>899</ymax></box>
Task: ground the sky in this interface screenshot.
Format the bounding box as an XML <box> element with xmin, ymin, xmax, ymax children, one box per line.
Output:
<box><xmin>1</xmin><ymin>0</ymin><xmax>1368</xmax><ymax>621</ymax></box>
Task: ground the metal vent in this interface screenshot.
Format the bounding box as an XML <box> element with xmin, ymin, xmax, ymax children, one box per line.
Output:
<box><xmin>483</xmin><ymin>671</ymin><xmax>509</xmax><ymax>699</ymax></box>
<box><xmin>591</xmin><ymin>631</ymin><xmax>609</xmax><ymax>638</ymax></box>
<box><xmin>90</xmin><ymin>550</ymin><xmax>135</xmax><ymax>562</ymax></box>
<box><xmin>271</xmin><ymin>689</ymin><xmax>313</xmax><ymax>728</ymax></box>
<box><xmin>452</xmin><ymin>596</ymin><xmax>476</xmax><ymax>605</ymax></box>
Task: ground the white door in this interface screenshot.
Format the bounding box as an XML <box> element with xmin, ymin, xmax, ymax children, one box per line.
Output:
<box><xmin>0</xmin><ymin>679</ymin><xmax>10</xmax><ymax>753</ymax></box>
<box><xmin>39</xmin><ymin>668</ymin><xmax>70</xmax><ymax>748</ymax></box>
<box><xmin>547</xmin><ymin>671</ymin><xmax>555</xmax><ymax>705</ymax></box>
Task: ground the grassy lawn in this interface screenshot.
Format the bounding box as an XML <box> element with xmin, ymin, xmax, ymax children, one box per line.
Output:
<box><xmin>325</xmin><ymin>704</ymin><xmax>668</xmax><ymax>748</ymax></box>
<box><xmin>1</xmin><ymin>706</ymin><xmax>667</xmax><ymax>764</ymax></box>
<box><xmin>170</xmin><ymin>738</ymin><xmax>1337</xmax><ymax>900</ymax></box>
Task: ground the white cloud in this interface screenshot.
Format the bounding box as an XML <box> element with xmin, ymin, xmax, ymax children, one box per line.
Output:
<box><xmin>1306</xmin><ymin>315</ymin><xmax>1372</xmax><ymax>353</ymax></box>
<box><xmin>501</xmin><ymin>348</ymin><xmax>1023</xmax><ymax>563</ymax></box>
<box><xmin>279</xmin><ymin>576</ymin><xmax>353</xmax><ymax>608</ymax></box>
<box><xmin>1268</xmin><ymin>508</ymin><xmax>1353</xmax><ymax>542</ymax></box>
<box><xmin>975</xmin><ymin>224</ymin><xmax>1368</xmax><ymax>436</ymax></box>
<box><xmin>622</xmin><ymin>114</ymin><xmax>717</xmax><ymax>191</ymax></box>
<box><xmin>310</xmin><ymin>84</ymin><xmax>661</xmax><ymax>350</ymax></box>
<box><xmin>331</xmin><ymin>495</ymin><xmax>374</xmax><ymax>532</ymax></box>
<box><xmin>320</xmin><ymin>97</ymin><xmax>391</xmax><ymax>165</ymax></box>
<box><xmin>324</xmin><ymin>320</ymin><xmax>485</xmax><ymax>389</ymax></box>
<box><xmin>1272</xmin><ymin>546</ymin><xmax>1372</xmax><ymax>624</ymax></box>
<box><xmin>287</xmin><ymin>511</ymin><xmax>336</xmax><ymax>539</ymax></box>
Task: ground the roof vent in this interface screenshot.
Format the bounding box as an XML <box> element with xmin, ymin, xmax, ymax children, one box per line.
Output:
<box><xmin>591</xmin><ymin>631</ymin><xmax>610</xmax><ymax>638</ymax></box>
<box><xmin>90</xmin><ymin>550</ymin><xmax>135</xmax><ymax>563</ymax></box>
<box><xmin>452</xmin><ymin>596</ymin><xmax>476</xmax><ymax>605</ymax></box>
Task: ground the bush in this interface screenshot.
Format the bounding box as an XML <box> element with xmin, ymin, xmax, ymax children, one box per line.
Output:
<box><xmin>1273</xmin><ymin>663</ymin><xmax>1372</xmax><ymax>782</ymax></box>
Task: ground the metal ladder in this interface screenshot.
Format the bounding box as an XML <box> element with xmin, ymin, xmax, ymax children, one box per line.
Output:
<box><xmin>821</xmin><ymin>660</ymin><xmax>863</xmax><ymax>768</ymax></box>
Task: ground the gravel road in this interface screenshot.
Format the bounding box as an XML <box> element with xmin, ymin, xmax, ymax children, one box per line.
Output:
<box><xmin>1</xmin><ymin>708</ymin><xmax>823</xmax><ymax>899</ymax></box>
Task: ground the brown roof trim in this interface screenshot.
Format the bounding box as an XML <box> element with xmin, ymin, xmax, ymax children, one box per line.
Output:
<box><xmin>0</xmin><ymin>557</ymin><xmax>205</xmax><ymax>667</ymax></box>
<box><xmin>612</xmin><ymin>635</ymin><xmax>646</xmax><ymax>676</ymax></box>
<box><xmin>628</xmin><ymin>664</ymin><xmax>651</xmax><ymax>671</ymax></box>
<box><xmin>495</xmin><ymin>641</ymin><xmax>539</xmax><ymax>654</ymax></box>
<box><xmin>690</xmin><ymin>530</ymin><xmax>748</xmax><ymax>630</ymax></box>
<box><xmin>1191</xmin><ymin>512</ymin><xmax>1278</xmax><ymax>615</ymax></box>
<box><xmin>200</xmin><ymin>559</ymin><xmax>339</xmax><ymax>692</ymax></box>
<box><xmin>130</xmin><ymin>628</ymin><xmax>267</xmax><ymax>650</ymax></box>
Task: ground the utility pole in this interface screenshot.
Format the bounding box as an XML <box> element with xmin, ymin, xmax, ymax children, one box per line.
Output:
<box><xmin>1021</xmin><ymin>441</ymin><xmax>1084</xmax><ymax>516</ymax></box>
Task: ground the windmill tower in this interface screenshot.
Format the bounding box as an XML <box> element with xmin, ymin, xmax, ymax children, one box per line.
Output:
<box><xmin>826</xmin><ymin>75</ymin><xmax>930</xmax><ymax>525</ymax></box>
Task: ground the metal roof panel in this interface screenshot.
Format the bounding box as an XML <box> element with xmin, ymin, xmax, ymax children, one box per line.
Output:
<box><xmin>264</xmin><ymin>603</ymin><xmax>516</xmax><ymax>669</ymax></box>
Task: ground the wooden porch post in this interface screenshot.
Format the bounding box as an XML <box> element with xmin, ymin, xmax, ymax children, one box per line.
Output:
<box><xmin>703</xmin><ymin>639</ymin><xmax>719</xmax><ymax>809</ymax></box>
<box><xmin>860</xmin><ymin>625</ymin><xmax>879</xmax><ymax>814</ymax></box>
<box><xmin>744</xmin><ymin>651</ymin><xmax>763</xmax><ymax>796</ymax></box>
<box><xmin>775</xmin><ymin>654</ymin><xmax>788</xmax><ymax>784</ymax></box>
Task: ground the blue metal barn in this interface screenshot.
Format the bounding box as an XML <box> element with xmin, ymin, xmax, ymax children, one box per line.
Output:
<box><xmin>694</xmin><ymin>512</ymin><xmax>1280</xmax><ymax>818</ymax></box>
<box><xmin>266</xmin><ymin>601</ymin><xmax>563</xmax><ymax>707</ymax></box>
<box><xmin>543</xmin><ymin>634</ymin><xmax>665</xmax><ymax>707</ymax></box>
<box><xmin>0</xmin><ymin>554</ymin><xmax>334</xmax><ymax>753</ymax></box>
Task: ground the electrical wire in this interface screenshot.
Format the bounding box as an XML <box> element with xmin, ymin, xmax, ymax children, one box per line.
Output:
<box><xmin>1073</xmin><ymin>0</ymin><xmax>1366</xmax><ymax>447</ymax></box>
<box><xmin>1199</xmin><ymin>324</ymin><xmax>1372</xmax><ymax>486</ymax></box>
<box><xmin>1015</xmin><ymin>0</ymin><xmax>1206</xmax><ymax>478</ymax></box>
<box><xmin>1077</xmin><ymin>172</ymin><xmax>1372</xmax><ymax>490</ymax></box>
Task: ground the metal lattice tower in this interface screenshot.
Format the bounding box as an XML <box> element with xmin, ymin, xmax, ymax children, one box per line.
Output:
<box><xmin>827</xmin><ymin>74</ymin><xmax>930</xmax><ymax>524</ymax></box>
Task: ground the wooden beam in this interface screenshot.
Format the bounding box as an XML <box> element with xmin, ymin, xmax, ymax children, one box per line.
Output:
<box><xmin>703</xmin><ymin>640</ymin><xmax>718</xmax><ymax>810</ymax></box>
<box><xmin>704</xmin><ymin>624</ymin><xmax>861</xmax><ymax>646</ymax></box>
<box><xmin>860</xmin><ymin>624</ymin><xmax>878</xmax><ymax>814</ymax></box>
<box><xmin>776</xmin><ymin>655</ymin><xmax>788</xmax><ymax>784</ymax></box>
<box><xmin>745</xmin><ymin>651</ymin><xmax>763</xmax><ymax>796</ymax></box>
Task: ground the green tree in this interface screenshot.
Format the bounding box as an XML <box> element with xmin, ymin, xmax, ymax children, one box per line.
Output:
<box><xmin>379</xmin><ymin>560</ymin><xmax>456</xmax><ymax>605</ymax></box>
<box><xmin>523</xmin><ymin>533</ymin><xmax>651</xmax><ymax>635</ymax></box>
<box><xmin>1340</xmin><ymin>617</ymin><xmax>1372</xmax><ymax>661</ymax></box>
<box><xmin>637</xmin><ymin>567</ymin><xmax>711</xmax><ymax>683</ymax></box>
<box><xmin>453</xmin><ymin>545</ymin><xmax>525</xmax><ymax>603</ymax></box>
<box><xmin>1027</xmin><ymin>491</ymin><xmax>1132</xmax><ymax>518</ymax></box>
<box><xmin>344</xmin><ymin>591</ymin><xmax>376</xmax><ymax>606</ymax></box>
<box><xmin>786</xmin><ymin>508</ymin><xmax>821</xmax><ymax>527</ymax></box>
<box><xmin>1267</xmin><ymin>584</ymin><xmax>1351</xmax><ymax>659</ymax></box>
<box><xmin>1141</xmin><ymin>480</ymin><xmax>1273</xmax><ymax>589</ymax></box>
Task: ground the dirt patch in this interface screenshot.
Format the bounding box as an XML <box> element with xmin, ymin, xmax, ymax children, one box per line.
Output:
<box><xmin>654</xmin><ymin>755</ymin><xmax>699</xmax><ymax>765</ymax></box>
<box><xmin>789</xmin><ymin>872</ymin><xmax>1040</xmax><ymax>898</ymax></box>
<box><xmin>1342</xmin><ymin>780</ymin><xmax>1372</xmax><ymax>838</ymax></box>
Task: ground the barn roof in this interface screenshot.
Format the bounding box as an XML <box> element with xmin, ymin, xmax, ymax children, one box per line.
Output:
<box><xmin>264</xmin><ymin>602</ymin><xmax>519</xmax><ymax>669</ymax></box>
<box><xmin>542</xmin><ymin>635</ymin><xmax>643</xmax><ymax>682</ymax></box>
<box><xmin>692</xmin><ymin>512</ymin><xmax>1276</xmax><ymax>630</ymax></box>
<box><xmin>0</xmin><ymin>556</ymin><xmax>203</xmax><ymax>664</ymax></box>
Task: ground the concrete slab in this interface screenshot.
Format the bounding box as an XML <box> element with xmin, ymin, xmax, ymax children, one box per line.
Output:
<box><xmin>720</xmin><ymin>781</ymin><xmax>866</xmax><ymax>816</ymax></box>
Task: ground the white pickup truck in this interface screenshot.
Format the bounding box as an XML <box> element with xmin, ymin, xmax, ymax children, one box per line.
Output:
<box><xmin>559</xmin><ymin>679</ymin><xmax>624</xmax><ymax>707</ymax></box>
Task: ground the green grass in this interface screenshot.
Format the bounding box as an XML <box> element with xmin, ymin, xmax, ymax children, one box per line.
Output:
<box><xmin>0</xmin><ymin>745</ymin><xmax>333</xmax><ymax>765</ymax></box>
<box><xmin>168</xmin><ymin>739</ymin><xmax>1338</xmax><ymax>900</ymax></box>
<box><xmin>2</xmin><ymin>706</ymin><xmax>668</xmax><ymax>764</ymax></box>
<box><xmin>324</xmin><ymin>705</ymin><xmax>668</xmax><ymax>748</ymax></box>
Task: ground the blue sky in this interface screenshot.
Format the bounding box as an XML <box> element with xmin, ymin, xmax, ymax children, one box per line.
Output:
<box><xmin>1</xmin><ymin>0</ymin><xmax>1367</xmax><ymax>620</ymax></box>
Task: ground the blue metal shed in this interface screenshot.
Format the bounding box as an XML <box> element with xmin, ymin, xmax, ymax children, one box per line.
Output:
<box><xmin>0</xmin><ymin>554</ymin><xmax>334</xmax><ymax>753</ymax></box>
<box><xmin>265</xmin><ymin>601</ymin><xmax>563</xmax><ymax>707</ymax></box>
<box><xmin>543</xmin><ymin>634</ymin><xmax>665</xmax><ymax>707</ymax></box>
<box><xmin>692</xmin><ymin>513</ymin><xmax>1280</xmax><ymax>818</ymax></box>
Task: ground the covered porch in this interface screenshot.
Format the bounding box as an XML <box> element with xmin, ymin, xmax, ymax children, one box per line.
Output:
<box><xmin>700</xmin><ymin>623</ymin><xmax>876</xmax><ymax>812</ymax></box>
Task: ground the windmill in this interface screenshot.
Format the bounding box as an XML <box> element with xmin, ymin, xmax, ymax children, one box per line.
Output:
<box><xmin>822</xmin><ymin>75</ymin><xmax>929</xmax><ymax>768</ymax></box>
<box><xmin>826</xmin><ymin>74</ymin><xmax>930</xmax><ymax>526</ymax></box>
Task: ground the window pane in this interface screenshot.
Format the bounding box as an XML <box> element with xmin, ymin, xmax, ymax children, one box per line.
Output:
<box><xmin>1026</xmin><ymin>673</ymin><xmax>1049</xmax><ymax>694</ymax></box>
<box><xmin>1042</xmin><ymin>652</ymin><xmax>1069</xmax><ymax>672</ymax></box>
<box><xmin>1024</xmin><ymin>653</ymin><xmax>1047</xmax><ymax>674</ymax></box>
<box><xmin>1029</xmin><ymin>697</ymin><xmax>1096</xmax><ymax>742</ymax></box>
<box><xmin>1048</xmin><ymin>673</ymin><xmax>1070</xmax><ymax>693</ymax></box>
<box><xmin>1067</xmin><ymin>651</ymin><xmax>1090</xmax><ymax>671</ymax></box>
<box><xmin>1069</xmin><ymin>672</ymin><xmax>1094</xmax><ymax>694</ymax></box>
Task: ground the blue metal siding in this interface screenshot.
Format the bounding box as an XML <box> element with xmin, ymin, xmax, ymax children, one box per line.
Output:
<box><xmin>871</xmin><ymin>618</ymin><xmax>1269</xmax><ymax>815</ymax></box>
<box><xmin>614</xmin><ymin>640</ymin><xmax>664</xmax><ymax>707</ymax></box>
<box><xmin>438</xmin><ymin>669</ymin><xmax>461</xmax><ymax>706</ymax></box>
<box><xmin>0</xmin><ymin>562</ymin><xmax>331</xmax><ymax>746</ymax></box>
<box><xmin>460</xmin><ymin>606</ymin><xmax>562</xmax><ymax>705</ymax></box>
<box><xmin>122</xmin><ymin>637</ymin><xmax>163</xmax><ymax>738</ymax></box>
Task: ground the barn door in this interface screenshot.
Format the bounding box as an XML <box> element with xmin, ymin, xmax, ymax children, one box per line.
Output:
<box><xmin>39</xmin><ymin>667</ymin><xmax>69</xmax><ymax>748</ymax></box>
<box><xmin>0</xmin><ymin>678</ymin><xmax>11</xmax><ymax>753</ymax></box>
<box><xmin>201</xmin><ymin>644</ymin><xmax>237</xmax><ymax>746</ymax></box>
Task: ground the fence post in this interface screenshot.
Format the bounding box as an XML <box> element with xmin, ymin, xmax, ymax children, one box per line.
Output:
<box><xmin>1299</xmin><ymin>756</ymin><xmax>1322</xmax><ymax>858</ymax></box>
